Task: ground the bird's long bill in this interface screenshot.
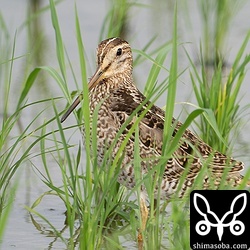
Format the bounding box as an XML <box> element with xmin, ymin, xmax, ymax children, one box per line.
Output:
<box><xmin>60</xmin><ymin>66</ymin><xmax>102</xmax><ymax>123</ymax></box>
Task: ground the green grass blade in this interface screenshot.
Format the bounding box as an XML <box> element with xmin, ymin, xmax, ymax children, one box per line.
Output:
<box><xmin>49</xmin><ymin>0</ymin><xmax>67</xmax><ymax>82</ymax></box>
<box><xmin>163</xmin><ymin>2</ymin><xmax>178</xmax><ymax>152</ymax></box>
<box><xmin>16</xmin><ymin>68</ymin><xmax>41</xmax><ymax>109</ymax></box>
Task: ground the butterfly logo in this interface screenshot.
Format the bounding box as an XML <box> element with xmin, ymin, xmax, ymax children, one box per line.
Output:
<box><xmin>193</xmin><ymin>193</ymin><xmax>247</xmax><ymax>241</ymax></box>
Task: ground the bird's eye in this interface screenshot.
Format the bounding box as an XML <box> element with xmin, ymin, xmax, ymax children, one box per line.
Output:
<box><xmin>116</xmin><ymin>48</ymin><xmax>122</xmax><ymax>56</ymax></box>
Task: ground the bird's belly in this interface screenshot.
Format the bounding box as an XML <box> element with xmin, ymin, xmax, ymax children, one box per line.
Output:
<box><xmin>94</xmin><ymin>133</ymin><xmax>184</xmax><ymax>198</ymax></box>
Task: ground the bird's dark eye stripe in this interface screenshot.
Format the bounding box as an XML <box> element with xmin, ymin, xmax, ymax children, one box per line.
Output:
<box><xmin>116</xmin><ymin>48</ymin><xmax>122</xmax><ymax>56</ymax></box>
<box><xmin>103</xmin><ymin>62</ymin><xmax>112</xmax><ymax>72</ymax></box>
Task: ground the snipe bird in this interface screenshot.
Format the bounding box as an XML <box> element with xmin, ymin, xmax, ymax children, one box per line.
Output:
<box><xmin>61</xmin><ymin>37</ymin><xmax>250</xmax><ymax>232</ymax></box>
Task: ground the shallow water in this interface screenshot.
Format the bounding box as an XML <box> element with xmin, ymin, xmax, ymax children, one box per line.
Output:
<box><xmin>1</xmin><ymin>0</ymin><xmax>250</xmax><ymax>249</ymax></box>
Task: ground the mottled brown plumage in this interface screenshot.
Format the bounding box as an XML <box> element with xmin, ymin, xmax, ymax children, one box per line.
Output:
<box><xmin>61</xmin><ymin>37</ymin><xmax>249</xmax><ymax>200</ymax></box>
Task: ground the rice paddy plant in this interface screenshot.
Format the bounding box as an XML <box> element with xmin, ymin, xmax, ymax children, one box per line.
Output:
<box><xmin>17</xmin><ymin>1</ymin><xmax>250</xmax><ymax>250</ymax></box>
<box><xmin>188</xmin><ymin>31</ymin><xmax>250</xmax><ymax>154</ymax></box>
<box><xmin>0</xmin><ymin>19</ymin><xmax>22</xmax><ymax>239</ymax></box>
<box><xmin>0</xmin><ymin>1</ymin><xmax>68</xmax><ymax>242</ymax></box>
<box><xmin>0</xmin><ymin>0</ymin><xmax>248</xmax><ymax>249</ymax></box>
<box><xmin>196</xmin><ymin>0</ymin><xmax>247</xmax><ymax>66</ymax></box>
<box><xmin>100</xmin><ymin>0</ymin><xmax>130</xmax><ymax>40</ymax></box>
<box><xmin>24</xmin><ymin>2</ymin><xmax>131</xmax><ymax>249</ymax></box>
<box><xmin>0</xmin><ymin>18</ymin><xmax>47</xmax><ymax>241</ymax></box>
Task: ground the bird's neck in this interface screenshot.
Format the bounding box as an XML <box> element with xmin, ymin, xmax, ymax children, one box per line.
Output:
<box><xmin>92</xmin><ymin>73</ymin><xmax>132</xmax><ymax>92</ymax></box>
<box><xmin>89</xmin><ymin>73</ymin><xmax>133</xmax><ymax>109</ymax></box>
